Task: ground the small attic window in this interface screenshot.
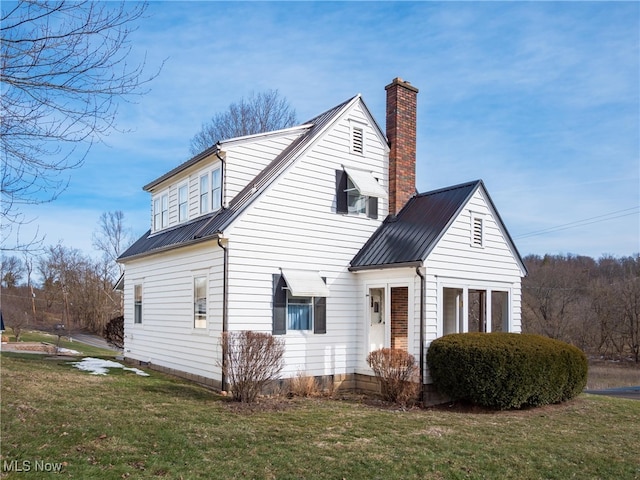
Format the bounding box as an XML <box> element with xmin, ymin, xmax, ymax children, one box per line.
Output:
<box><xmin>352</xmin><ymin>126</ymin><xmax>364</xmax><ymax>155</ymax></box>
<box><xmin>471</xmin><ymin>214</ymin><xmax>484</xmax><ymax>248</ymax></box>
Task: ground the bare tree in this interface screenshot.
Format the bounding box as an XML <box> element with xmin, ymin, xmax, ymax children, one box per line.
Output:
<box><xmin>37</xmin><ymin>243</ymin><xmax>120</xmax><ymax>334</ymax></box>
<box><xmin>189</xmin><ymin>90</ymin><xmax>297</xmax><ymax>154</ymax></box>
<box><xmin>1</xmin><ymin>255</ymin><xmax>23</xmax><ymax>288</ymax></box>
<box><xmin>92</xmin><ymin>210</ymin><xmax>132</xmax><ymax>279</ymax></box>
<box><xmin>1</xmin><ymin>1</ymin><xmax>159</xmax><ymax>250</ymax></box>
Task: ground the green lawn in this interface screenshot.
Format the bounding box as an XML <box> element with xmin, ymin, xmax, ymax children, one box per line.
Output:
<box><xmin>1</xmin><ymin>353</ymin><xmax>639</xmax><ymax>479</ymax></box>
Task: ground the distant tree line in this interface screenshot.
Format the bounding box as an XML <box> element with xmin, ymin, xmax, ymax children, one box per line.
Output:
<box><xmin>1</xmin><ymin>211</ymin><xmax>131</xmax><ymax>340</ymax></box>
<box><xmin>3</xmin><ymin>244</ymin><xmax>638</xmax><ymax>362</ymax></box>
<box><xmin>522</xmin><ymin>254</ymin><xmax>640</xmax><ymax>363</ymax></box>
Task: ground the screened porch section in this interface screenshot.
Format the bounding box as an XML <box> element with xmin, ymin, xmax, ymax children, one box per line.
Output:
<box><xmin>442</xmin><ymin>287</ymin><xmax>509</xmax><ymax>335</ymax></box>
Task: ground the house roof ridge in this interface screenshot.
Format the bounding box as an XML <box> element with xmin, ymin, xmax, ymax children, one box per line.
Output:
<box><xmin>416</xmin><ymin>179</ymin><xmax>483</xmax><ymax>198</ymax></box>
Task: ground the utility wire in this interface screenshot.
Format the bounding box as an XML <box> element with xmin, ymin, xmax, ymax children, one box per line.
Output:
<box><xmin>515</xmin><ymin>207</ymin><xmax>640</xmax><ymax>239</ymax></box>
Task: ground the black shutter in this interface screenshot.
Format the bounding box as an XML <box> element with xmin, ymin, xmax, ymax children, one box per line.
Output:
<box><xmin>313</xmin><ymin>276</ymin><xmax>327</xmax><ymax>334</ymax></box>
<box><xmin>336</xmin><ymin>170</ymin><xmax>348</xmax><ymax>214</ymax></box>
<box><xmin>367</xmin><ymin>196</ymin><xmax>378</xmax><ymax>219</ymax></box>
<box><xmin>272</xmin><ymin>274</ymin><xmax>287</xmax><ymax>335</ymax></box>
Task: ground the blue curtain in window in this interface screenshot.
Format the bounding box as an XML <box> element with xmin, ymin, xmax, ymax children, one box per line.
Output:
<box><xmin>288</xmin><ymin>304</ymin><xmax>311</xmax><ymax>330</ymax></box>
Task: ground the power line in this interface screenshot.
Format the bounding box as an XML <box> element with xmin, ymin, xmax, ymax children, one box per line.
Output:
<box><xmin>515</xmin><ymin>207</ymin><xmax>640</xmax><ymax>239</ymax></box>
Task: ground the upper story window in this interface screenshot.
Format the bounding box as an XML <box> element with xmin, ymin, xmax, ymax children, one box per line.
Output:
<box><xmin>199</xmin><ymin>175</ymin><xmax>209</xmax><ymax>214</ymax></box>
<box><xmin>212</xmin><ymin>167</ymin><xmax>222</xmax><ymax>210</ymax></box>
<box><xmin>346</xmin><ymin>177</ymin><xmax>367</xmax><ymax>215</ymax></box>
<box><xmin>335</xmin><ymin>168</ymin><xmax>387</xmax><ymax>220</ymax></box>
<box><xmin>153</xmin><ymin>193</ymin><xmax>168</xmax><ymax>231</ymax></box>
<box><xmin>178</xmin><ymin>183</ymin><xmax>189</xmax><ymax>222</ymax></box>
<box><xmin>200</xmin><ymin>166</ymin><xmax>222</xmax><ymax>214</ymax></box>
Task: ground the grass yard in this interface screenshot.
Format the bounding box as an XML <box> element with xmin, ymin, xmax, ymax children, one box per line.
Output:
<box><xmin>1</xmin><ymin>353</ymin><xmax>639</xmax><ymax>479</ymax></box>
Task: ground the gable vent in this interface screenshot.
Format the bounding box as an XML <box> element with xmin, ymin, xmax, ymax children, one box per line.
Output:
<box><xmin>472</xmin><ymin>216</ymin><xmax>483</xmax><ymax>247</ymax></box>
<box><xmin>352</xmin><ymin>127</ymin><xmax>363</xmax><ymax>154</ymax></box>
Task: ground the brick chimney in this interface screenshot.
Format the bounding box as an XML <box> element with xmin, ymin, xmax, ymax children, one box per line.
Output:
<box><xmin>385</xmin><ymin>77</ymin><xmax>419</xmax><ymax>216</ymax></box>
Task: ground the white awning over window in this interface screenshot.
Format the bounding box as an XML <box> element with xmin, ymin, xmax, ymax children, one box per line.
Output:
<box><xmin>281</xmin><ymin>269</ymin><xmax>330</xmax><ymax>297</ymax></box>
<box><xmin>344</xmin><ymin>167</ymin><xmax>388</xmax><ymax>199</ymax></box>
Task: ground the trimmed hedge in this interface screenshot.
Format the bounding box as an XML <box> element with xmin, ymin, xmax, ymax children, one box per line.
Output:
<box><xmin>426</xmin><ymin>333</ymin><xmax>588</xmax><ymax>409</ymax></box>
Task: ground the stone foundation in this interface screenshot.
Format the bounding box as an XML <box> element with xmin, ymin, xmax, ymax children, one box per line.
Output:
<box><xmin>124</xmin><ymin>357</ymin><xmax>450</xmax><ymax>406</ymax></box>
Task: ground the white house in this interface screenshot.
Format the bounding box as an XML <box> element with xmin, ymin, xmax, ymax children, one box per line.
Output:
<box><xmin>118</xmin><ymin>78</ymin><xmax>527</xmax><ymax>402</ymax></box>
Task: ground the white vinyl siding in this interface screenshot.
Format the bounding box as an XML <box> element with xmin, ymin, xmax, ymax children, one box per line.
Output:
<box><xmin>122</xmin><ymin>244</ymin><xmax>224</xmax><ymax>381</ymax></box>
<box><xmin>224</xmin><ymin>101</ymin><xmax>389</xmax><ymax>378</ymax></box>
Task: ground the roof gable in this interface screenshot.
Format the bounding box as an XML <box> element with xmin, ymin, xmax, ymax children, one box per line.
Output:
<box><xmin>349</xmin><ymin>180</ymin><xmax>527</xmax><ymax>274</ymax></box>
<box><xmin>119</xmin><ymin>95</ymin><xmax>371</xmax><ymax>262</ymax></box>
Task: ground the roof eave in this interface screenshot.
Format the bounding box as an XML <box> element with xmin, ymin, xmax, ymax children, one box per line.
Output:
<box><xmin>118</xmin><ymin>235</ymin><xmax>220</xmax><ymax>263</ymax></box>
<box><xmin>349</xmin><ymin>261</ymin><xmax>423</xmax><ymax>272</ymax></box>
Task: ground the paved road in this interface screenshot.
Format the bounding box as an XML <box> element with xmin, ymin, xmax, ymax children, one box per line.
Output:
<box><xmin>585</xmin><ymin>386</ymin><xmax>640</xmax><ymax>401</ymax></box>
<box><xmin>69</xmin><ymin>333</ymin><xmax>121</xmax><ymax>352</ymax></box>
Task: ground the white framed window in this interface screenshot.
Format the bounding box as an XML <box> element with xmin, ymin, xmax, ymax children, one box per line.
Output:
<box><xmin>153</xmin><ymin>198</ymin><xmax>161</xmax><ymax>230</ymax></box>
<box><xmin>471</xmin><ymin>213</ymin><xmax>484</xmax><ymax>248</ymax></box>
<box><xmin>199</xmin><ymin>175</ymin><xmax>209</xmax><ymax>214</ymax></box>
<box><xmin>211</xmin><ymin>167</ymin><xmax>222</xmax><ymax>211</ymax></box>
<box><xmin>162</xmin><ymin>195</ymin><xmax>168</xmax><ymax>227</ymax></box>
<box><xmin>178</xmin><ymin>183</ymin><xmax>189</xmax><ymax>222</ymax></box>
<box><xmin>134</xmin><ymin>284</ymin><xmax>142</xmax><ymax>324</ymax></box>
<box><xmin>153</xmin><ymin>193</ymin><xmax>168</xmax><ymax>230</ymax></box>
<box><xmin>194</xmin><ymin>276</ymin><xmax>207</xmax><ymax>329</ymax></box>
<box><xmin>287</xmin><ymin>293</ymin><xmax>313</xmax><ymax>331</ymax></box>
<box><xmin>346</xmin><ymin>177</ymin><xmax>368</xmax><ymax>215</ymax></box>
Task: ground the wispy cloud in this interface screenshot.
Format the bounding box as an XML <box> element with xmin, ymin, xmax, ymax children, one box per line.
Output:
<box><xmin>13</xmin><ymin>1</ymin><xmax>638</xmax><ymax>259</ymax></box>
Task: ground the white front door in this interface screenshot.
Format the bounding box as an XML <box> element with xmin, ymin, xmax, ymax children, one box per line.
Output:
<box><xmin>369</xmin><ymin>288</ymin><xmax>385</xmax><ymax>351</ymax></box>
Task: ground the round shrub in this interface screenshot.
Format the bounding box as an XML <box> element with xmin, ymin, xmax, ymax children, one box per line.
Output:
<box><xmin>426</xmin><ymin>333</ymin><xmax>588</xmax><ymax>409</ymax></box>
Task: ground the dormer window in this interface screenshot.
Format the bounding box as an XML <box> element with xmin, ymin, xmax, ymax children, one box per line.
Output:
<box><xmin>211</xmin><ymin>167</ymin><xmax>222</xmax><ymax>210</ymax></box>
<box><xmin>178</xmin><ymin>183</ymin><xmax>189</xmax><ymax>222</ymax></box>
<box><xmin>200</xmin><ymin>166</ymin><xmax>222</xmax><ymax>214</ymax></box>
<box><xmin>153</xmin><ymin>193</ymin><xmax>168</xmax><ymax>231</ymax></box>
<box><xmin>199</xmin><ymin>174</ymin><xmax>209</xmax><ymax>214</ymax></box>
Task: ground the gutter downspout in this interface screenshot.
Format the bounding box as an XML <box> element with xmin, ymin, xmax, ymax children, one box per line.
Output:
<box><xmin>217</xmin><ymin>234</ymin><xmax>229</xmax><ymax>392</ymax></box>
<box><xmin>416</xmin><ymin>266</ymin><xmax>426</xmax><ymax>403</ymax></box>
<box><xmin>215</xmin><ymin>147</ymin><xmax>227</xmax><ymax>209</ymax></box>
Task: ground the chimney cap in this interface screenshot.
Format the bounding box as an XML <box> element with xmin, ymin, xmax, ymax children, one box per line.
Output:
<box><xmin>385</xmin><ymin>77</ymin><xmax>419</xmax><ymax>93</ymax></box>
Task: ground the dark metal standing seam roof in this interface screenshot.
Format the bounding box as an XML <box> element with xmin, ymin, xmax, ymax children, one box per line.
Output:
<box><xmin>349</xmin><ymin>180</ymin><xmax>482</xmax><ymax>270</ymax></box>
<box><xmin>118</xmin><ymin>96</ymin><xmax>358</xmax><ymax>262</ymax></box>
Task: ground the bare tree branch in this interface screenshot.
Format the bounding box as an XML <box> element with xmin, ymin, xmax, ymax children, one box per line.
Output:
<box><xmin>1</xmin><ymin>1</ymin><xmax>160</xmax><ymax>251</ymax></box>
<box><xmin>189</xmin><ymin>89</ymin><xmax>297</xmax><ymax>154</ymax></box>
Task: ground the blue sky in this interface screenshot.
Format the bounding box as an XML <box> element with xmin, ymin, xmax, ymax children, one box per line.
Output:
<box><xmin>14</xmin><ymin>1</ymin><xmax>640</xmax><ymax>259</ymax></box>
